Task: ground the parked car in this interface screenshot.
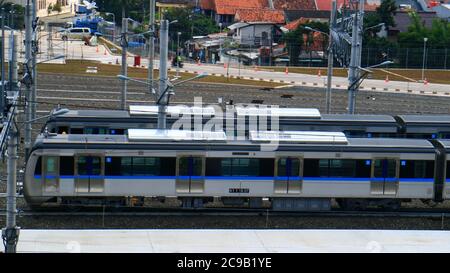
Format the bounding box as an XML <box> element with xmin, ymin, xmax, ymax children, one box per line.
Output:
<box><xmin>61</xmin><ymin>27</ymin><xmax>92</xmax><ymax>41</ymax></box>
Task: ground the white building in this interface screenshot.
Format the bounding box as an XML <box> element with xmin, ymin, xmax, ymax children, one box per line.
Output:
<box><xmin>228</xmin><ymin>22</ymin><xmax>276</xmax><ymax>46</ymax></box>
<box><xmin>9</xmin><ymin>0</ymin><xmax>77</xmax><ymax>18</ymax></box>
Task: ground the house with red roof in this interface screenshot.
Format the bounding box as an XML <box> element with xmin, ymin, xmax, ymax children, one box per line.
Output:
<box><xmin>199</xmin><ymin>0</ymin><xmax>317</xmax><ymax>25</ymax></box>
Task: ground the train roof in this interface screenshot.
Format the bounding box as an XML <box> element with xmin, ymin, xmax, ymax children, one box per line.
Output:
<box><xmin>436</xmin><ymin>140</ymin><xmax>450</xmax><ymax>149</ymax></box>
<box><xmin>397</xmin><ymin>115</ymin><xmax>450</xmax><ymax>125</ymax></box>
<box><xmin>320</xmin><ymin>114</ymin><xmax>396</xmax><ymax>123</ymax></box>
<box><xmin>51</xmin><ymin>108</ymin><xmax>398</xmax><ymax>123</ymax></box>
<box><xmin>57</xmin><ymin>109</ymin><xmax>130</xmax><ymax>118</ymax></box>
<box><xmin>33</xmin><ymin>130</ymin><xmax>435</xmax><ymax>151</ymax></box>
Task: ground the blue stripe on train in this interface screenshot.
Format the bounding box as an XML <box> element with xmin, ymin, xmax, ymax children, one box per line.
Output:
<box><xmin>33</xmin><ymin>175</ymin><xmax>435</xmax><ymax>183</ymax></box>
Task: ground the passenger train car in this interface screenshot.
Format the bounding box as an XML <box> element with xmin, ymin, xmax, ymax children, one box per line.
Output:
<box><xmin>24</xmin><ymin>129</ymin><xmax>449</xmax><ymax>211</ymax></box>
<box><xmin>44</xmin><ymin>105</ymin><xmax>450</xmax><ymax>139</ymax></box>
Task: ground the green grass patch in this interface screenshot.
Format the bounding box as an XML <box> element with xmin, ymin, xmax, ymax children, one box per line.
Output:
<box><xmin>37</xmin><ymin>60</ymin><xmax>283</xmax><ymax>88</ymax></box>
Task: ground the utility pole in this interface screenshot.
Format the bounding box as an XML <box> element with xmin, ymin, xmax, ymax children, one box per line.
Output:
<box><xmin>1</xmin><ymin>8</ymin><xmax>5</xmax><ymax>116</ymax></box>
<box><xmin>24</xmin><ymin>1</ymin><xmax>32</xmax><ymax>157</ymax></box>
<box><xmin>31</xmin><ymin>0</ymin><xmax>37</xmax><ymax>120</ymax></box>
<box><xmin>2</xmin><ymin>117</ymin><xmax>19</xmax><ymax>253</ymax></box>
<box><xmin>9</xmin><ymin>34</ymin><xmax>18</xmax><ymax>93</ymax></box>
<box><xmin>121</xmin><ymin>15</ymin><xmax>128</xmax><ymax>110</ymax></box>
<box><xmin>158</xmin><ymin>20</ymin><xmax>169</xmax><ymax>129</ymax></box>
<box><xmin>347</xmin><ymin>0</ymin><xmax>364</xmax><ymax>114</ymax></box>
<box><xmin>326</xmin><ymin>0</ymin><xmax>336</xmax><ymax>114</ymax></box>
<box><xmin>148</xmin><ymin>0</ymin><xmax>155</xmax><ymax>94</ymax></box>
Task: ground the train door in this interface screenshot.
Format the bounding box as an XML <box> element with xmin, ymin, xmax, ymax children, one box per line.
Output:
<box><xmin>75</xmin><ymin>156</ymin><xmax>104</xmax><ymax>193</ymax></box>
<box><xmin>43</xmin><ymin>156</ymin><xmax>59</xmax><ymax>193</ymax></box>
<box><xmin>371</xmin><ymin>159</ymin><xmax>399</xmax><ymax>195</ymax></box>
<box><xmin>274</xmin><ymin>157</ymin><xmax>303</xmax><ymax>194</ymax></box>
<box><xmin>176</xmin><ymin>156</ymin><xmax>205</xmax><ymax>194</ymax></box>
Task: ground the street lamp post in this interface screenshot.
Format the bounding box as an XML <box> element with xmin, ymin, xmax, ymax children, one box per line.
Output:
<box><xmin>422</xmin><ymin>37</ymin><xmax>428</xmax><ymax>81</ymax></box>
<box><xmin>219</xmin><ymin>23</ymin><xmax>223</xmax><ymax>63</ymax></box>
<box><xmin>177</xmin><ymin>31</ymin><xmax>181</xmax><ymax>77</ymax></box>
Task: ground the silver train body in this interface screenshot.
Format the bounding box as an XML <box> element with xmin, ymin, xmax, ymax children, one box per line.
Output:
<box><xmin>44</xmin><ymin>106</ymin><xmax>450</xmax><ymax>139</ymax></box>
<box><xmin>23</xmin><ymin>131</ymin><xmax>450</xmax><ymax>210</ymax></box>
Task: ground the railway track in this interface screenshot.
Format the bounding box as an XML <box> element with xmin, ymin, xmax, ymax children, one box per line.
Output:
<box><xmin>2</xmin><ymin>207</ymin><xmax>450</xmax><ymax>218</ymax></box>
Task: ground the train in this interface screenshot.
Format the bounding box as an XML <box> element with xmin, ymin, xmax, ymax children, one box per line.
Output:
<box><xmin>43</xmin><ymin>105</ymin><xmax>450</xmax><ymax>140</ymax></box>
<box><xmin>23</xmin><ymin>128</ymin><xmax>450</xmax><ymax>211</ymax></box>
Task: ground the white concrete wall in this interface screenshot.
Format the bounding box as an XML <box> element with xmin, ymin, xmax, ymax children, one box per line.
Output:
<box><xmin>9</xmin><ymin>0</ymin><xmax>77</xmax><ymax>18</ymax></box>
<box><xmin>234</xmin><ymin>24</ymin><xmax>273</xmax><ymax>46</ymax></box>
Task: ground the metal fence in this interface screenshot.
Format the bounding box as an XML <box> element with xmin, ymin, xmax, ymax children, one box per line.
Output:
<box><xmin>361</xmin><ymin>47</ymin><xmax>449</xmax><ymax>70</ymax></box>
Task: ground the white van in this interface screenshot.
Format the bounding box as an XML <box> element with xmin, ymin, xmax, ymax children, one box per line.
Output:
<box><xmin>61</xmin><ymin>27</ymin><xmax>92</xmax><ymax>41</ymax></box>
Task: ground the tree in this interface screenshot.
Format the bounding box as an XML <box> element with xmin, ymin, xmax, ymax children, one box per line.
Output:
<box><xmin>95</xmin><ymin>0</ymin><xmax>148</xmax><ymax>23</ymax></box>
<box><xmin>53</xmin><ymin>2</ymin><xmax>62</xmax><ymax>13</ymax></box>
<box><xmin>398</xmin><ymin>11</ymin><xmax>450</xmax><ymax>48</ymax></box>
<box><xmin>364</xmin><ymin>0</ymin><xmax>397</xmax><ymax>40</ymax></box>
<box><xmin>282</xmin><ymin>21</ymin><xmax>329</xmax><ymax>66</ymax></box>
<box><xmin>161</xmin><ymin>8</ymin><xmax>219</xmax><ymax>47</ymax></box>
<box><xmin>0</xmin><ymin>2</ymin><xmax>25</xmax><ymax>30</ymax></box>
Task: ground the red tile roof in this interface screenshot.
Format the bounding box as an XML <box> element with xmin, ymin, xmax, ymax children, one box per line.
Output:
<box><xmin>200</xmin><ymin>0</ymin><xmax>216</xmax><ymax>10</ymax></box>
<box><xmin>283</xmin><ymin>17</ymin><xmax>309</xmax><ymax>31</ymax></box>
<box><xmin>316</xmin><ymin>0</ymin><xmax>379</xmax><ymax>11</ymax></box>
<box><xmin>214</xmin><ymin>0</ymin><xmax>269</xmax><ymax>15</ymax></box>
<box><xmin>273</xmin><ymin>0</ymin><xmax>316</xmax><ymax>10</ymax></box>
<box><xmin>235</xmin><ymin>9</ymin><xmax>286</xmax><ymax>23</ymax></box>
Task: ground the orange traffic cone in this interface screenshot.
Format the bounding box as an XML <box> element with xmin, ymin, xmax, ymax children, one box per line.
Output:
<box><xmin>318</xmin><ymin>69</ymin><xmax>322</xmax><ymax>77</ymax></box>
<box><xmin>285</xmin><ymin>66</ymin><xmax>289</xmax><ymax>75</ymax></box>
<box><xmin>385</xmin><ymin>75</ymin><xmax>389</xmax><ymax>83</ymax></box>
<box><xmin>424</xmin><ymin>78</ymin><xmax>429</xmax><ymax>85</ymax></box>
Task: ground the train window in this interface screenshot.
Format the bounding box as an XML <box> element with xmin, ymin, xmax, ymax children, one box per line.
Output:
<box><xmin>84</xmin><ymin>128</ymin><xmax>108</xmax><ymax>134</ymax></box>
<box><xmin>112</xmin><ymin>129</ymin><xmax>126</xmax><ymax>135</ymax></box>
<box><xmin>304</xmin><ymin>159</ymin><xmax>369</xmax><ymax>178</ymax></box>
<box><xmin>304</xmin><ymin>159</ymin><xmax>320</xmax><ymax>177</ymax></box>
<box><xmin>222</xmin><ymin>158</ymin><xmax>259</xmax><ymax>176</ymax></box>
<box><xmin>179</xmin><ymin>157</ymin><xmax>203</xmax><ymax>176</ymax></box>
<box><xmin>318</xmin><ymin>159</ymin><xmax>357</xmax><ymax>177</ymax></box>
<box><xmin>373</xmin><ymin>159</ymin><xmax>397</xmax><ymax>178</ymax></box>
<box><xmin>70</xmin><ymin>128</ymin><xmax>83</xmax><ymax>134</ymax></box>
<box><xmin>46</xmin><ymin>157</ymin><xmax>57</xmax><ymax>173</ymax></box>
<box><xmin>34</xmin><ymin>157</ymin><xmax>42</xmax><ymax>175</ymax></box>
<box><xmin>206</xmin><ymin>158</ymin><xmax>222</xmax><ymax>176</ymax></box>
<box><xmin>105</xmin><ymin>157</ymin><xmax>176</xmax><ymax>176</ymax></box>
<box><xmin>277</xmin><ymin>158</ymin><xmax>300</xmax><ymax>177</ymax></box>
<box><xmin>132</xmin><ymin>158</ymin><xmax>160</xmax><ymax>176</ymax></box>
<box><xmin>60</xmin><ymin>157</ymin><xmax>74</xmax><ymax>175</ymax></box>
<box><xmin>57</xmin><ymin>126</ymin><xmax>69</xmax><ymax>134</ymax></box>
<box><xmin>260</xmin><ymin>158</ymin><xmax>275</xmax><ymax>176</ymax></box>
<box><xmin>355</xmin><ymin>160</ymin><xmax>371</xmax><ymax>177</ymax></box>
<box><xmin>77</xmin><ymin>156</ymin><xmax>101</xmax><ymax>175</ymax></box>
<box><xmin>206</xmin><ymin>158</ymin><xmax>274</xmax><ymax>177</ymax></box>
<box><xmin>400</xmin><ymin>160</ymin><xmax>435</xmax><ymax>178</ymax></box>
<box><xmin>160</xmin><ymin>158</ymin><xmax>176</xmax><ymax>176</ymax></box>
<box><xmin>105</xmin><ymin>157</ymin><xmax>122</xmax><ymax>176</ymax></box>
<box><xmin>120</xmin><ymin>157</ymin><xmax>133</xmax><ymax>176</ymax></box>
